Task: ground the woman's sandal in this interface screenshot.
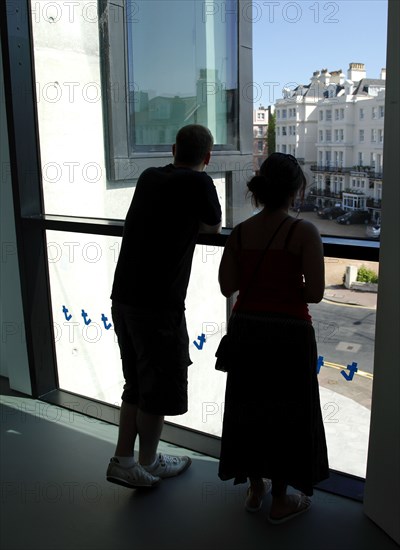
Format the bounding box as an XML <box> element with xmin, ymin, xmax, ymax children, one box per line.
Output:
<box><xmin>245</xmin><ymin>478</ymin><xmax>272</xmax><ymax>513</ymax></box>
<box><xmin>267</xmin><ymin>493</ymin><xmax>312</xmax><ymax>524</ymax></box>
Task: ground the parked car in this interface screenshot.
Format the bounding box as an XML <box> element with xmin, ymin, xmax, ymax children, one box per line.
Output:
<box><xmin>365</xmin><ymin>224</ymin><xmax>381</xmax><ymax>239</ymax></box>
<box><xmin>290</xmin><ymin>201</ymin><xmax>318</xmax><ymax>212</ymax></box>
<box><xmin>336</xmin><ymin>210</ymin><xmax>370</xmax><ymax>225</ymax></box>
<box><xmin>317</xmin><ymin>206</ymin><xmax>346</xmax><ymax>220</ymax></box>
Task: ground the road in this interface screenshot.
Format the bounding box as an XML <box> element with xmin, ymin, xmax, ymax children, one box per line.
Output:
<box><xmin>296</xmin><ymin>211</ymin><xmax>370</xmax><ymax>239</ymax></box>
<box><xmin>309</xmin><ymin>299</ymin><xmax>376</xmax><ymax>375</ymax></box>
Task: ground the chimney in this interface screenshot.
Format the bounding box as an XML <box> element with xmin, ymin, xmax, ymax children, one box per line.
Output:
<box><xmin>320</xmin><ymin>69</ymin><xmax>331</xmax><ymax>85</ymax></box>
<box><xmin>347</xmin><ymin>63</ymin><xmax>366</xmax><ymax>82</ymax></box>
<box><xmin>380</xmin><ymin>68</ymin><xmax>386</xmax><ymax>80</ymax></box>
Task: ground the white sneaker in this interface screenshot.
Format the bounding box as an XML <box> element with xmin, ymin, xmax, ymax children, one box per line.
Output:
<box><xmin>142</xmin><ymin>453</ymin><xmax>192</xmax><ymax>478</ymax></box>
<box><xmin>106</xmin><ymin>457</ymin><xmax>161</xmax><ymax>488</ymax></box>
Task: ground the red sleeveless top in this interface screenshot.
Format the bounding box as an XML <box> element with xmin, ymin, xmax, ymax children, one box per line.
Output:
<box><xmin>232</xmin><ymin>219</ymin><xmax>311</xmax><ymax>321</ymax></box>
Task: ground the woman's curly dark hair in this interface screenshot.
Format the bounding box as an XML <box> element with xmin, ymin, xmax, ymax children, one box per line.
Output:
<box><xmin>247</xmin><ymin>153</ymin><xmax>306</xmax><ymax>210</ymax></box>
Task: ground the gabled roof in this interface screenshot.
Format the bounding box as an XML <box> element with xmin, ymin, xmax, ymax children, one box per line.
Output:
<box><xmin>353</xmin><ymin>78</ymin><xmax>386</xmax><ymax>95</ymax></box>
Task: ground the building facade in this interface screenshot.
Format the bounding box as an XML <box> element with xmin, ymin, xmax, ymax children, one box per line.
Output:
<box><xmin>275</xmin><ymin>63</ymin><xmax>385</xmax><ymax>222</ymax></box>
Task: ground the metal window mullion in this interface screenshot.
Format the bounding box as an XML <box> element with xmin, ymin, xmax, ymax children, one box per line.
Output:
<box><xmin>1</xmin><ymin>0</ymin><xmax>58</xmax><ymax>397</ymax></box>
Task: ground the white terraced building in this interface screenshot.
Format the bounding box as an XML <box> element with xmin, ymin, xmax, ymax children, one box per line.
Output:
<box><xmin>275</xmin><ymin>63</ymin><xmax>385</xmax><ymax>223</ymax></box>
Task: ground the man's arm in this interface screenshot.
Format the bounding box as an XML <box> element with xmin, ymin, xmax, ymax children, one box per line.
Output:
<box><xmin>199</xmin><ymin>221</ymin><xmax>222</xmax><ymax>234</ymax></box>
<box><xmin>198</xmin><ymin>173</ymin><xmax>222</xmax><ymax>233</ymax></box>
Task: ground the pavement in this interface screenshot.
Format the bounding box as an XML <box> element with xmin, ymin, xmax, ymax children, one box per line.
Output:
<box><xmin>323</xmin><ymin>285</ymin><xmax>377</xmax><ymax>309</ymax></box>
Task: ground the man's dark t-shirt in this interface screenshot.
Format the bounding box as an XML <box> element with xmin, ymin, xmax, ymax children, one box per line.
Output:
<box><xmin>111</xmin><ymin>164</ymin><xmax>222</xmax><ymax>311</ymax></box>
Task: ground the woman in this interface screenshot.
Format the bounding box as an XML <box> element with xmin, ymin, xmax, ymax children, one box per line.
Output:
<box><xmin>218</xmin><ymin>153</ymin><xmax>329</xmax><ymax>524</ymax></box>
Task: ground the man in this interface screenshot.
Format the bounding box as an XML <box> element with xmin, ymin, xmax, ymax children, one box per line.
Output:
<box><xmin>107</xmin><ymin>124</ymin><xmax>222</xmax><ymax>488</ymax></box>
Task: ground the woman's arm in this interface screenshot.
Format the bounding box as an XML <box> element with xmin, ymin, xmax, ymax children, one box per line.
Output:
<box><xmin>300</xmin><ymin>221</ymin><xmax>325</xmax><ymax>303</ymax></box>
<box><xmin>218</xmin><ymin>228</ymin><xmax>240</xmax><ymax>297</ymax></box>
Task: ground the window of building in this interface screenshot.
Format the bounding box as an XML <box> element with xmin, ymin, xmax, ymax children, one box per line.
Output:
<box><xmin>282</xmin><ymin>126</ymin><xmax>287</xmax><ymax>136</ymax></box>
<box><xmin>282</xmin><ymin>109</ymin><xmax>287</xmax><ymax>119</ymax></box>
<box><xmin>325</xmin><ymin>150</ymin><xmax>331</xmax><ymax>165</ymax></box>
<box><xmin>372</xmin><ymin>106</ymin><xmax>377</xmax><ymax>119</ymax></box>
<box><xmin>282</xmin><ymin>144</ymin><xmax>287</xmax><ymax>153</ymax></box>
<box><xmin>379</xmin><ymin>129</ymin><xmax>384</xmax><ymax>142</ymax></box>
<box><xmin>257</xmin><ymin>140</ymin><xmax>264</xmax><ymax>152</ymax></box>
<box><xmin>319</xmin><ymin>130</ymin><xmax>323</xmax><ymax>142</ymax></box>
<box><xmin>371</xmin><ymin>129</ymin><xmax>377</xmax><ymax>142</ymax></box>
<box><xmin>334</xmin><ymin>109</ymin><xmax>339</xmax><ymax>120</ymax></box>
<box><xmin>340</xmin><ymin>108</ymin><xmax>344</xmax><ymax>119</ymax></box>
<box><xmin>359</xmin><ymin>108</ymin><xmax>365</xmax><ymax>120</ymax></box>
<box><xmin>326</xmin><ymin>129</ymin><xmax>332</xmax><ymax>142</ymax></box>
<box><xmin>360</xmin><ymin>129</ymin><xmax>365</xmax><ymax>142</ymax></box>
<box><xmin>326</xmin><ymin>109</ymin><xmax>332</xmax><ymax>121</ymax></box>
<box><xmin>319</xmin><ymin>110</ymin><xmax>324</xmax><ymax>121</ymax></box>
<box><xmin>358</xmin><ymin>152</ymin><xmax>363</xmax><ymax>165</ymax></box>
<box><xmin>379</xmin><ymin>105</ymin><xmax>385</xmax><ymax>118</ymax></box>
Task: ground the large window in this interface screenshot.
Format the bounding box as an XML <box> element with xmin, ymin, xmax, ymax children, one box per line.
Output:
<box><xmin>3</xmin><ymin>0</ymin><xmax>390</xmax><ymax>487</ymax></box>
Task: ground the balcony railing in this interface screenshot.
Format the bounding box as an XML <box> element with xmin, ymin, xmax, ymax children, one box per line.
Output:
<box><xmin>310</xmin><ymin>165</ymin><xmax>352</xmax><ymax>173</ymax></box>
<box><xmin>311</xmin><ymin>165</ymin><xmax>383</xmax><ymax>179</ymax></box>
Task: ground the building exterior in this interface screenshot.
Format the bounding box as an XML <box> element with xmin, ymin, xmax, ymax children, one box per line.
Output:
<box><xmin>253</xmin><ymin>105</ymin><xmax>269</xmax><ymax>169</ymax></box>
<box><xmin>275</xmin><ymin>63</ymin><xmax>385</xmax><ymax>222</ymax></box>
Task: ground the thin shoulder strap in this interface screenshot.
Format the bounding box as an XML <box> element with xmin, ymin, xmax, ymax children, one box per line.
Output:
<box><xmin>284</xmin><ymin>219</ymin><xmax>302</xmax><ymax>250</ymax></box>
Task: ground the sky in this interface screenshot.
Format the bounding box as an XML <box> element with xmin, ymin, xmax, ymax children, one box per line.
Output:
<box><xmin>252</xmin><ymin>0</ymin><xmax>389</xmax><ymax>107</ymax></box>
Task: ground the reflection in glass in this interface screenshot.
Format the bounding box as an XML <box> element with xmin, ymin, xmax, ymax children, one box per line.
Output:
<box><xmin>126</xmin><ymin>0</ymin><xmax>238</xmax><ymax>150</ymax></box>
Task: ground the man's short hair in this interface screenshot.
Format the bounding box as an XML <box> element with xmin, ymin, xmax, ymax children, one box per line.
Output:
<box><xmin>174</xmin><ymin>124</ymin><xmax>214</xmax><ymax>166</ymax></box>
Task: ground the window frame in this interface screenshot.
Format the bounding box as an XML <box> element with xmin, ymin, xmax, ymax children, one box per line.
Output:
<box><xmin>1</xmin><ymin>0</ymin><xmax>390</xmax><ymax>505</ymax></box>
<box><xmin>99</xmin><ymin>0</ymin><xmax>246</xmax><ymax>182</ymax></box>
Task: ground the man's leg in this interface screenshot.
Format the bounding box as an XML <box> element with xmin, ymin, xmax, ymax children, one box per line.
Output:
<box><xmin>114</xmin><ymin>403</ymin><xmax>164</xmax><ymax>463</ymax></box>
<box><xmin>114</xmin><ymin>403</ymin><xmax>190</xmax><ymax>478</ymax></box>
<box><xmin>115</xmin><ymin>401</ymin><xmax>139</xmax><ymax>457</ymax></box>
<box><xmin>107</xmin><ymin>401</ymin><xmax>161</xmax><ymax>487</ymax></box>
<box><xmin>137</xmin><ymin>409</ymin><xmax>164</xmax><ymax>465</ymax></box>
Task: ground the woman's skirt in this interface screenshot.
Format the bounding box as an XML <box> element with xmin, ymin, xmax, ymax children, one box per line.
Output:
<box><xmin>218</xmin><ymin>310</ymin><xmax>329</xmax><ymax>496</ymax></box>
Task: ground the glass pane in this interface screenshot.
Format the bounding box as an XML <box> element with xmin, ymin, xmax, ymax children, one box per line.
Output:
<box><xmin>47</xmin><ymin>231</ymin><xmax>123</xmax><ymax>404</ymax></box>
<box><xmin>30</xmin><ymin>2</ymin><xmax>230</xmax><ymax>218</ymax></box>
<box><xmin>47</xmin><ymin>228</ymin><xmax>378</xmax><ymax>478</ymax></box>
<box><xmin>165</xmin><ymin>245</ymin><xmax>227</xmax><ymax>435</ymax></box>
<box><xmin>310</xmin><ymin>256</ymin><xmax>378</xmax><ymax>478</ymax></box>
<box><xmin>252</xmin><ymin>0</ymin><xmax>387</xmax><ymax>240</ymax></box>
<box><xmin>47</xmin><ymin>232</ymin><xmax>227</xmax><ymax>436</ymax></box>
<box><xmin>127</xmin><ymin>0</ymin><xmax>238</xmax><ymax>150</ymax></box>
<box><xmin>30</xmin><ymin>1</ymin><xmax>109</xmax><ymax>218</ymax></box>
